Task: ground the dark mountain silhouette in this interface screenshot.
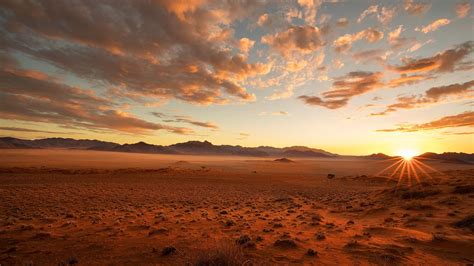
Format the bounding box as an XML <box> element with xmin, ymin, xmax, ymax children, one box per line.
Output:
<box><xmin>416</xmin><ymin>152</ymin><xmax>474</xmax><ymax>164</ymax></box>
<box><xmin>1</xmin><ymin>137</ymin><xmax>470</xmax><ymax>160</ymax></box>
<box><xmin>282</xmin><ymin>149</ymin><xmax>332</xmax><ymax>158</ymax></box>
<box><xmin>364</xmin><ymin>153</ymin><xmax>394</xmax><ymax>160</ymax></box>
<box><xmin>0</xmin><ymin>137</ymin><xmax>116</xmax><ymax>149</ymax></box>
<box><xmin>110</xmin><ymin>142</ymin><xmax>176</xmax><ymax>154</ymax></box>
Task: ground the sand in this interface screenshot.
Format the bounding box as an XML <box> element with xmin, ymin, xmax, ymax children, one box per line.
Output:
<box><xmin>0</xmin><ymin>149</ymin><xmax>473</xmax><ymax>265</ymax></box>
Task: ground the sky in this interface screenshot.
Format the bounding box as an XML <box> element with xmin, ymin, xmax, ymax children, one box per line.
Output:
<box><xmin>0</xmin><ymin>0</ymin><xmax>473</xmax><ymax>155</ymax></box>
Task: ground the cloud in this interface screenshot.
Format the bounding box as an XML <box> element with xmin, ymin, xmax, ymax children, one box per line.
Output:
<box><xmin>372</xmin><ymin>80</ymin><xmax>474</xmax><ymax>115</ymax></box>
<box><xmin>0</xmin><ymin>127</ymin><xmax>70</xmax><ymax>134</ymax></box>
<box><xmin>0</xmin><ymin>59</ymin><xmax>194</xmax><ymax>135</ymax></box>
<box><xmin>164</xmin><ymin>115</ymin><xmax>219</xmax><ymax>130</ymax></box>
<box><xmin>297</xmin><ymin>0</ymin><xmax>323</xmax><ymax>25</ymax></box>
<box><xmin>377</xmin><ymin>111</ymin><xmax>474</xmax><ymax>132</ymax></box>
<box><xmin>0</xmin><ymin>0</ymin><xmax>268</xmax><ymax>105</ymax></box>
<box><xmin>238</xmin><ymin>38</ymin><xmax>255</xmax><ymax>54</ymax></box>
<box><xmin>387</xmin><ymin>25</ymin><xmax>414</xmax><ymax>49</ymax></box>
<box><xmin>386</xmin><ymin>74</ymin><xmax>430</xmax><ymax>88</ymax></box>
<box><xmin>266</xmin><ymin>85</ymin><xmax>296</xmax><ymax>100</ymax></box>
<box><xmin>456</xmin><ymin>2</ymin><xmax>471</xmax><ymax>18</ymax></box>
<box><xmin>333</xmin><ymin>28</ymin><xmax>384</xmax><ymax>53</ymax></box>
<box><xmin>336</xmin><ymin>17</ymin><xmax>349</xmax><ymax>27</ymax></box>
<box><xmin>332</xmin><ymin>59</ymin><xmax>344</xmax><ymax>69</ymax></box>
<box><xmin>404</xmin><ymin>0</ymin><xmax>431</xmax><ymax>15</ymax></box>
<box><xmin>415</xmin><ymin>18</ymin><xmax>451</xmax><ymax>33</ymax></box>
<box><xmin>299</xmin><ymin>71</ymin><xmax>384</xmax><ymax>109</ymax></box>
<box><xmin>352</xmin><ymin>49</ymin><xmax>387</xmax><ymax>63</ymax></box>
<box><xmin>286</xmin><ymin>60</ymin><xmax>308</xmax><ymax>72</ymax></box>
<box><xmin>407</xmin><ymin>39</ymin><xmax>433</xmax><ymax>52</ymax></box>
<box><xmin>387</xmin><ymin>41</ymin><xmax>473</xmax><ymax>74</ymax></box>
<box><xmin>262</xmin><ymin>25</ymin><xmax>324</xmax><ymax>57</ymax></box>
<box><xmin>237</xmin><ymin>132</ymin><xmax>250</xmax><ymax>140</ymax></box>
<box><xmin>357</xmin><ymin>5</ymin><xmax>397</xmax><ymax>25</ymax></box>
<box><xmin>357</xmin><ymin>5</ymin><xmax>378</xmax><ymax>23</ymax></box>
<box><xmin>298</xmin><ymin>95</ymin><xmax>348</xmax><ymax>109</ymax></box>
<box><xmin>259</xmin><ymin>111</ymin><xmax>289</xmax><ymax>116</ymax></box>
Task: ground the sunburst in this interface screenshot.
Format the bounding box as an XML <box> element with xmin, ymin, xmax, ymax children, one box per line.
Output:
<box><xmin>376</xmin><ymin>152</ymin><xmax>443</xmax><ymax>188</ymax></box>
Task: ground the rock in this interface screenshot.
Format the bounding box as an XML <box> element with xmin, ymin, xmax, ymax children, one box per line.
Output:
<box><xmin>236</xmin><ymin>235</ymin><xmax>251</xmax><ymax>245</ymax></box>
<box><xmin>59</xmin><ymin>257</ymin><xmax>79</xmax><ymax>266</ymax></box>
<box><xmin>452</xmin><ymin>215</ymin><xmax>474</xmax><ymax>231</ymax></box>
<box><xmin>148</xmin><ymin>228</ymin><xmax>168</xmax><ymax>236</ymax></box>
<box><xmin>161</xmin><ymin>246</ymin><xmax>176</xmax><ymax>256</ymax></box>
<box><xmin>274</xmin><ymin>239</ymin><xmax>297</xmax><ymax>249</ymax></box>
<box><xmin>327</xmin><ymin>174</ymin><xmax>335</xmax><ymax>179</ymax></box>
<box><xmin>315</xmin><ymin>232</ymin><xmax>326</xmax><ymax>240</ymax></box>
<box><xmin>306</xmin><ymin>248</ymin><xmax>318</xmax><ymax>256</ymax></box>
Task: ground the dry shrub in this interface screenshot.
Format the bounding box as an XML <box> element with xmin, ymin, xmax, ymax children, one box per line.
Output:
<box><xmin>187</xmin><ymin>241</ymin><xmax>255</xmax><ymax>266</ymax></box>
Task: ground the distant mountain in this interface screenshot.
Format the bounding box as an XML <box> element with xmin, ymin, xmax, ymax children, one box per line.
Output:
<box><xmin>0</xmin><ymin>137</ymin><xmax>116</xmax><ymax>149</ymax></box>
<box><xmin>364</xmin><ymin>153</ymin><xmax>394</xmax><ymax>160</ymax></box>
<box><xmin>416</xmin><ymin>152</ymin><xmax>474</xmax><ymax>164</ymax></box>
<box><xmin>282</xmin><ymin>149</ymin><xmax>332</xmax><ymax>158</ymax></box>
<box><xmin>3</xmin><ymin>137</ymin><xmax>469</xmax><ymax>161</ymax></box>
<box><xmin>0</xmin><ymin>137</ymin><xmax>337</xmax><ymax>157</ymax></box>
<box><xmin>110</xmin><ymin>142</ymin><xmax>176</xmax><ymax>154</ymax></box>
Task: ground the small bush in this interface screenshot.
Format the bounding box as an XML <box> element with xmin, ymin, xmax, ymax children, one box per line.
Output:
<box><xmin>190</xmin><ymin>242</ymin><xmax>253</xmax><ymax>266</ymax></box>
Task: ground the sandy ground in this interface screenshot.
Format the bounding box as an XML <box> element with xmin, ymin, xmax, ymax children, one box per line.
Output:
<box><xmin>0</xmin><ymin>149</ymin><xmax>473</xmax><ymax>265</ymax></box>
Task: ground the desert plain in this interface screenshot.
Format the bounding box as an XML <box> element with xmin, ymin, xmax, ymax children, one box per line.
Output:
<box><xmin>0</xmin><ymin>149</ymin><xmax>473</xmax><ymax>265</ymax></box>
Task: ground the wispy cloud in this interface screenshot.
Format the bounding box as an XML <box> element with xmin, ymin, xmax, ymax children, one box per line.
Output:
<box><xmin>299</xmin><ymin>71</ymin><xmax>384</xmax><ymax>109</ymax></box>
<box><xmin>372</xmin><ymin>80</ymin><xmax>474</xmax><ymax>116</ymax></box>
<box><xmin>415</xmin><ymin>18</ymin><xmax>451</xmax><ymax>33</ymax></box>
<box><xmin>377</xmin><ymin>111</ymin><xmax>474</xmax><ymax>132</ymax></box>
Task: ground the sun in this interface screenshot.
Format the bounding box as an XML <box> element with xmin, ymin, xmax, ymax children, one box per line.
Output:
<box><xmin>397</xmin><ymin>149</ymin><xmax>418</xmax><ymax>161</ymax></box>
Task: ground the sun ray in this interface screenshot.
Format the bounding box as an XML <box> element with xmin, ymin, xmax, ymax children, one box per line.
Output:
<box><xmin>377</xmin><ymin>158</ymin><xmax>403</xmax><ymax>177</ymax></box>
<box><xmin>411</xmin><ymin>159</ymin><xmax>433</xmax><ymax>181</ymax></box>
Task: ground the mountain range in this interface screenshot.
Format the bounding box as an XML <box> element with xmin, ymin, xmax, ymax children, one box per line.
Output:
<box><xmin>0</xmin><ymin>137</ymin><xmax>473</xmax><ymax>163</ymax></box>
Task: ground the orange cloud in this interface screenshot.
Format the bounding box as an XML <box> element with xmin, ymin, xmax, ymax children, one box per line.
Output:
<box><xmin>238</xmin><ymin>38</ymin><xmax>255</xmax><ymax>54</ymax></box>
<box><xmin>415</xmin><ymin>18</ymin><xmax>451</xmax><ymax>33</ymax></box>
<box><xmin>333</xmin><ymin>28</ymin><xmax>384</xmax><ymax>53</ymax></box>
<box><xmin>299</xmin><ymin>71</ymin><xmax>384</xmax><ymax>109</ymax></box>
<box><xmin>456</xmin><ymin>2</ymin><xmax>471</xmax><ymax>18</ymax></box>
<box><xmin>336</xmin><ymin>18</ymin><xmax>349</xmax><ymax>27</ymax></box>
<box><xmin>404</xmin><ymin>0</ymin><xmax>431</xmax><ymax>15</ymax></box>
<box><xmin>357</xmin><ymin>5</ymin><xmax>397</xmax><ymax>25</ymax></box>
<box><xmin>0</xmin><ymin>61</ymin><xmax>194</xmax><ymax>135</ymax></box>
<box><xmin>387</xmin><ymin>41</ymin><xmax>473</xmax><ymax>74</ymax></box>
<box><xmin>372</xmin><ymin>80</ymin><xmax>474</xmax><ymax>116</ymax></box>
<box><xmin>162</xmin><ymin>115</ymin><xmax>219</xmax><ymax>130</ymax></box>
<box><xmin>0</xmin><ymin>0</ymin><xmax>268</xmax><ymax>105</ymax></box>
<box><xmin>262</xmin><ymin>25</ymin><xmax>324</xmax><ymax>57</ymax></box>
<box><xmin>377</xmin><ymin>111</ymin><xmax>474</xmax><ymax>132</ymax></box>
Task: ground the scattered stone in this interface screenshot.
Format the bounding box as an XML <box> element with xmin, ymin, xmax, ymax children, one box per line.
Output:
<box><xmin>161</xmin><ymin>246</ymin><xmax>177</xmax><ymax>256</ymax></box>
<box><xmin>59</xmin><ymin>257</ymin><xmax>79</xmax><ymax>266</ymax></box>
<box><xmin>452</xmin><ymin>215</ymin><xmax>474</xmax><ymax>231</ymax></box>
<box><xmin>274</xmin><ymin>239</ymin><xmax>297</xmax><ymax>249</ymax></box>
<box><xmin>306</xmin><ymin>248</ymin><xmax>318</xmax><ymax>256</ymax></box>
<box><xmin>236</xmin><ymin>235</ymin><xmax>251</xmax><ymax>245</ymax></box>
<box><xmin>453</xmin><ymin>185</ymin><xmax>474</xmax><ymax>194</ymax></box>
<box><xmin>315</xmin><ymin>232</ymin><xmax>326</xmax><ymax>240</ymax></box>
<box><xmin>148</xmin><ymin>228</ymin><xmax>169</xmax><ymax>236</ymax></box>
